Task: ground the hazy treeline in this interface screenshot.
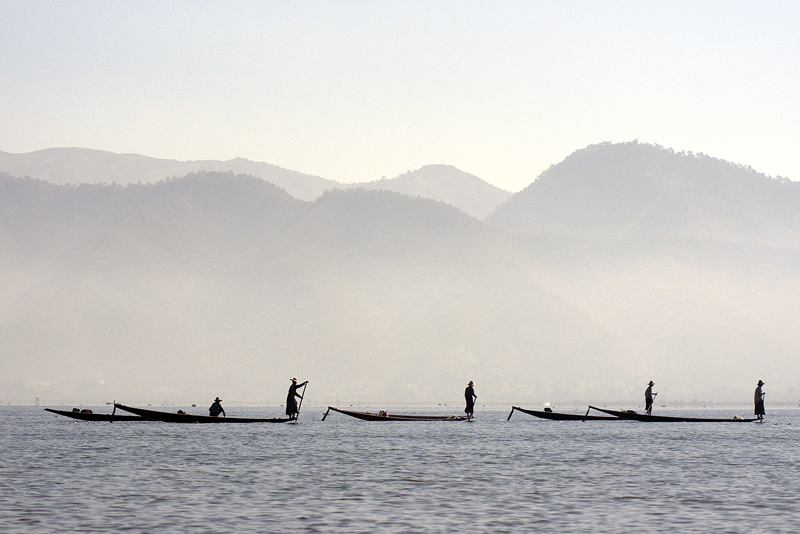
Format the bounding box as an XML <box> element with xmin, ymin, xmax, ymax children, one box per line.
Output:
<box><xmin>0</xmin><ymin>149</ymin><xmax>511</xmax><ymax>219</ymax></box>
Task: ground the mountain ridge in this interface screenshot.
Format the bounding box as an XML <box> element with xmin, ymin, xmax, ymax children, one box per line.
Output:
<box><xmin>3</xmin><ymin>144</ymin><xmax>800</xmax><ymax>405</ymax></box>
<box><xmin>0</xmin><ymin>148</ymin><xmax>510</xmax><ymax>219</ymax></box>
<box><xmin>1</xmin><ymin>172</ymin><xmax>624</xmax><ymax>404</ymax></box>
<box><xmin>486</xmin><ymin>141</ymin><xmax>800</xmax><ymax>247</ymax></box>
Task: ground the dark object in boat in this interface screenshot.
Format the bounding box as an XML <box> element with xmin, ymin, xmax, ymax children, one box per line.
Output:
<box><xmin>114</xmin><ymin>403</ymin><xmax>291</xmax><ymax>423</ymax></box>
<box><xmin>588</xmin><ymin>406</ymin><xmax>758</xmax><ymax>422</ymax></box>
<box><xmin>45</xmin><ymin>408</ymin><xmax>145</xmax><ymax>422</ymax></box>
<box><xmin>507</xmin><ymin>406</ymin><xmax>618</xmax><ymax>421</ymax></box>
<box><xmin>322</xmin><ymin>406</ymin><xmax>469</xmax><ymax>421</ymax></box>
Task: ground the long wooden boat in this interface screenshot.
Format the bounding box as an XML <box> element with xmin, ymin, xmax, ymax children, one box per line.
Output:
<box><xmin>588</xmin><ymin>406</ymin><xmax>757</xmax><ymax>423</ymax></box>
<box><xmin>45</xmin><ymin>408</ymin><xmax>145</xmax><ymax>422</ymax></box>
<box><xmin>507</xmin><ymin>406</ymin><xmax>618</xmax><ymax>421</ymax></box>
<box><xmin>114</xmin><ymin>403</ymin><xmax>292</xmax><ymax>423</ymax></box>
<box><xmin>322</xmin><ymin>406</ymin><xmax>470</xmax><ymax>421</ymax></box>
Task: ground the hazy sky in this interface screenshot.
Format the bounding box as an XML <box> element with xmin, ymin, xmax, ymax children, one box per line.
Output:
<box><xmin>2</xmin><ymin>1</ymin><xmax>798</xmax><ymax>191</ymax></box>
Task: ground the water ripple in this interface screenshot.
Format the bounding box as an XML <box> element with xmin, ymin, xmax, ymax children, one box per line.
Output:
<box><xmin>2</xmin><ymin>407</ymin><xmax>799</xmax><ymax>533</ymax></box>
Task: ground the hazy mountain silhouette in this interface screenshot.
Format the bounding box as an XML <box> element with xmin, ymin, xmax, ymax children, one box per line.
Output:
<box><xmin>0</xmin><ymin>171</ymin><xmax>631</xmax><ymax>405</ymax></box>
<box><xmin>487</xmin><ymin>141</ymin><xmax>800</xmax><ymax>247</ymax></box>
<box><xmin>0</xmin><ymin>148</ymin><xmax>510</xmax><ymax>219</ymax></box>
<box><xmin>343</xmin><ymin>165</ymin><xmax>512</xmax><ymax>219</ymax></box>
<box><xmin>0</xmin><ymin>148</ymin><xmax>334</xmax><ymax>201</ymax></box>
<box><xmin>2</xmin><ymin>143</ymin><xmax>800</xmax><ymax>407</ymax></box>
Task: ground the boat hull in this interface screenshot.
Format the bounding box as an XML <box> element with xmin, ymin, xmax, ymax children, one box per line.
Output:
<box><xmin>114</xmin><ymin>403</ymin><xmax>292</xmax><ymax>423</ymax></box>
<box><xmin>588</xmin><ymin>406</ymin><xmax>757</xmax><ymax>422</ymax></box>
<box><xmin>323</xmin><ymin>406</ymin><xmax>469</xmax><ymax>421</ymax></box>
<box><xmin>509</xmin><ymin>406</ymin><xmax>618</xmax><ymax>421</ymax></box>
<box><xmin>45</xmin><ymin>408</ymin><xmax>145</xmax><ymax>422</ymax></box>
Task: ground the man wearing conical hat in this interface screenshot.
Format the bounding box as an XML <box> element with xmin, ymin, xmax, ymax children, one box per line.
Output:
<box><xmin>209</xmin><ymin>396</ymin><xmax>225</xmax><ymax>417</ymax></box>
<box><xmin>644</xmin><ymin>381</ymin><xmax>656</xmax><ymax>416</ymax></box>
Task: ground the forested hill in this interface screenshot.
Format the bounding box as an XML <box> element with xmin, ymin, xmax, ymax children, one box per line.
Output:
<box><xmin>0</xmin><ymin>171</ymin><xmax>501</xmax><ymax>270</ymax></box>
<box><xmin>0</xmin><ymin>172</ymin><xmax>308</xmax><ymax>269</ymax></box>
<box><xmin>486</xmin><ymin>141</ymin><xmax>800</xmax><ymax>248</ymax></box>
<box><xmin>0</xmin><ymin>171</ymin><xmax>624</xmax><ymax>405</ymax></box>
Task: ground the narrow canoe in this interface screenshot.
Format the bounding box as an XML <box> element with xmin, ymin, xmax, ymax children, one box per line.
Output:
<box><xmin>588</xmin><ymin>406</ymin><xmax>758</xmax><ymax>423</ymax></box>
<box><xmin>114</xmin><ymin>403</ymin><xmax>292</xmax><ymax>423</ymax></box>
<box><xmin>507</xmin><ymin>406</ymin><xmax>618</xmax><ymax>421</ymax></box>
<box><xmin>322</xmin><ymin>406</ymin><xmax>470</xmax><ymax>421</ymax></box>
<box><xmin>45</xmin><ymin>408</ymin><xmax>145</xmax><ymax>422</ymax></box>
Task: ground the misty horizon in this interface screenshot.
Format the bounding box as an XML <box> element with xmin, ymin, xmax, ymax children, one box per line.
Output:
<box><xmin>2</xmin><ymin>141</ymin><xmax>798</xmax><ymax>408</ymax></box>
<box><xmin>3</xmin><ymin>2</ymin><xmax>799</xmax><ymax>411</ymax></box>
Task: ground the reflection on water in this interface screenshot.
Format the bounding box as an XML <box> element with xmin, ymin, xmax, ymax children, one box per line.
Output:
<box><xmin>1</xmin><ymin>406</ymin><xmax>798</xmax><ymax>533</ymax></box>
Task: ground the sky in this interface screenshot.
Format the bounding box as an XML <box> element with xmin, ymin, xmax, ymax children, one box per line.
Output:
<box><xmin>1</xmin><ymin>1</ymin><xmax>799</xmax><ymax>192</ymax></box>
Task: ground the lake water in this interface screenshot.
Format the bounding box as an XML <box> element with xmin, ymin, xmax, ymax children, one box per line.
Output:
<box><xmin>2</xmin><ymin>405</ymin><xmax>798</xmax><ymax>533</ymax></box>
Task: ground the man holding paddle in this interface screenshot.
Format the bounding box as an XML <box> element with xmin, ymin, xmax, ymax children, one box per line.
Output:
<box><xmin>286</xmin><ymin>378</ymin><xmax>308</xmax><ymax>420</ymax></box>
<box><xmin>645</xmin><ymin>381</ymin><xmax>657</xmax><ymax>416</ymax></box>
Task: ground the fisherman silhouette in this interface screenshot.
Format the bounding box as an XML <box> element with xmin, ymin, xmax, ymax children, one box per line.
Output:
<box><xmin>209</xmin><ymin>397</ymin><xmax>225</xmax><ymax>417</ymax></box>
<box><xmin>286</xmin><ymin>378</ymin><xmax>308</xmax><ymax>419</ymax></box>
<box><xmin>754</xmin><ymin>380</ymin><xmax>765</xmax><ymax>421</ymax></box>
<box><xmin>645</xmin><ymin>381</ymin><xmax>657</xmax><ymax>416</ymax></box>
<box><xmin>465</xmin><ymin>381</ymin><xmax>477</xmax><ymax>419</ymax></box>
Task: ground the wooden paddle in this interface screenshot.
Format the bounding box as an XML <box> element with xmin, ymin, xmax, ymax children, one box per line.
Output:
<box><xmin>646</xmin><ymin>392</ymin><xmax>658</xmax><ymax>415</ymax></box>
<box><xmin>292</xmin><ymin>382</ymin><xmax>308</xmax><ymax>423</ymax></box>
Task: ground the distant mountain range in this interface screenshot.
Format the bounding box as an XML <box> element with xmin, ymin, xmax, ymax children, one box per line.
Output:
<box><xmin>486</xmin><ymin>141</ymin><xmax>800</xmax><ymax>247</ymax></box>
<box><xmin>2</xmin><ymin>142</ymin><xmax>799</xmax><ymax>406</ymax></box>
<box><xmin>0</xmin><ymin>148</ymin><xmax>512</xmax><ymax>219</ymax></box>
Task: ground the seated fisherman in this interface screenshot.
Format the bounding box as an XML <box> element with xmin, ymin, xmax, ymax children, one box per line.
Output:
<box><xmin>209</xmin><ymin>396</ymin><xmax>226</xmax><ymax>417</ymax></box>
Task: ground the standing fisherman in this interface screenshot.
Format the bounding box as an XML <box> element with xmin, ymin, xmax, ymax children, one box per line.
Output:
<box><xmin>754</xmin><ymin>380</ymin><xmax>765</xmax><ymax>421</ymax></box>
<box><xmin>465</xmin><ymin>381</ymin><xmax>477</xmax><ymax>419</ymax></box>
<box><xmin>645</xmin><ymin>381</ymin><xmax>656</xmax><ymax>416</ymax></box>
<box><xmin>286</xmin><ymin>378</ymin><xmax>308</xmax><ymax>420</ymax></box>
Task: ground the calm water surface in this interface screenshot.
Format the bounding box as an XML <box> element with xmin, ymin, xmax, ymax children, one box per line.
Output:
<box><xmin>1</xmin><ymin>406</ymin><xmax>798</xmax><ymax>533</ymax></box>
